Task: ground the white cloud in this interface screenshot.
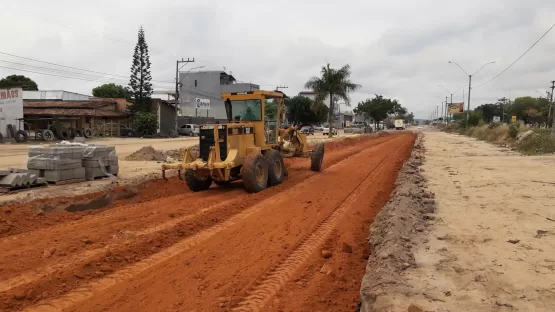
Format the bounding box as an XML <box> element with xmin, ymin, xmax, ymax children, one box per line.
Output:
<box><xmin>1</xmin><ymin>0</ymin><xmax>554</xmax><ymax>118</ymax></box>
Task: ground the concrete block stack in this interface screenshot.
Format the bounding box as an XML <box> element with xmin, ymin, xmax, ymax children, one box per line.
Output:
<box><xmin>82</xmin><ymin>145</ymin><xmax>119</xmax><ymax>181</ymax></box>
<box><xmin>27</xmin><ymin>145</ymin><xmax>86</xmax><ymax>183</ymax></box>
<box><xmin>0</xmin><ymin>168</ymin><xmax>45</xmax><ymax>189</ymax></box>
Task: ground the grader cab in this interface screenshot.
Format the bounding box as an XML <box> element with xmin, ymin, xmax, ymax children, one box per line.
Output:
<box><xmin>161</xmin><ymin>90</ymin><xmax>324</xmax><ymax>193</ymax></box>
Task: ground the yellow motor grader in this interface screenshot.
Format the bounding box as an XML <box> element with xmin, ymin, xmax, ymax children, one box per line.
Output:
<box><xmin>161</xmin><ymin>90</ymin><xmax>324</xmax><ymax>193</ymax></box>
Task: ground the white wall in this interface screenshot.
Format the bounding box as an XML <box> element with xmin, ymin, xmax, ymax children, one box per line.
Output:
<box><xmin>0</xmin><ymin>88</ymin><xmax>23</xmax><ymax>137</ymax></box>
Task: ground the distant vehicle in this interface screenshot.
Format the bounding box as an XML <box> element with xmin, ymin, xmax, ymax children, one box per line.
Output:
<box><xmin>417</xmin><ymin>125</ymin><xmax>423</xmax><ymax>129</ymax></box>
<box><xmin>120</xmin><ymin>125</ymin><xmax>135</xmax><ymax>137</ymax></box>
<box><xmin>313</xmin><ymin>125</ymin><xmax>324</xmax><ymax>131</ymax></box>
<box><xmin>394</xmin><ymin>119</ymin><xmax>405</xmax><ymax>130</ymax></box>
<box><xmin>179</xmin><ymin>124</ymin><xmax>199</xmax><ymax>136</ymax></box>
<box><xmin>322</xmin><ymin>126</ymin><xmax>338</xmax><ymax>135</ymax></box>
<box><xmin>299</xmin><ymin>126</ymin><xmax>314</xmax><ymax>135</ymax></box>
<box><xmin>344</xmin><ymin>126</ymin><xmax>363</xmax><ymax>134</ymax></box>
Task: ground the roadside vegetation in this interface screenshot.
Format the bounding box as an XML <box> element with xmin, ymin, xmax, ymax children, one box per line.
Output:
<box><xmin>437</xmin><ymin>94</ymin><xmax>555</xmax><ymax>155</ymax></box>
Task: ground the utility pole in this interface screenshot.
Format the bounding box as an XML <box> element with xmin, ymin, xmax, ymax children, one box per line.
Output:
<box><xmin>550</xmin><ymin>81</ymin><xmax>555</xmax><ymax>134</ymax></box>
<box><xmin>275</xmin><ymin>85</ymin><xmax>288</xmax><ymax>92</ymax></box>
<box><xmin>175</xmin><ymin>57</ymin><xmax>195</xmax><ymax>131</ymax></box>
<box><xmin>445</xmin><ymin>96</ymin><xmax>448</xmax><ymax>123</ymax></box>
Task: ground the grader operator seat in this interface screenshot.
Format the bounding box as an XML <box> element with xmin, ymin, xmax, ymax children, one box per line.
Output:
<box><xmin>161</xmin><ymin>90</ymin><xmax>325</xmax><ymax>194</ymax></box>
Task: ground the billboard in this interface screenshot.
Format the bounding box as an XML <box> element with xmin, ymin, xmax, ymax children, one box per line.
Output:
<box><xmin>0</xmin><ymin>88</ymin><xmax>24</xmax><ymax>138</ymax></box>
<box><xmin>448</xmin><ymin>103</ymin><xmax>464</xmax><ymax>114</ymax></box>
<box><xmin>195</xmin><ymin>98</ymin><xmax>210</xmax><ymax>110</ymax></box>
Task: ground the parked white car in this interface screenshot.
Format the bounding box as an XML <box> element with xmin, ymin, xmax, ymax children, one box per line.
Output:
<box><xmin>322</xmin><ymin>127</ymin><xmax>338</xmax><ymax>135</ymax></box>
<box><xmin>178</xmin><ymin>124</ymin><xmax>199</xmax><ymax>136</ymax></box>
<box><xmin>313</xmin><ymin>125</ymin><xmax>324</xmax><ymax>131</ymax></box>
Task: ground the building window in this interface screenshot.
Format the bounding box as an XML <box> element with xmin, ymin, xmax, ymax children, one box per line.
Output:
<box><xmin>194</xmin><ymin>80</ymin><xmax>197</xmax><ymax>87</ymax></box>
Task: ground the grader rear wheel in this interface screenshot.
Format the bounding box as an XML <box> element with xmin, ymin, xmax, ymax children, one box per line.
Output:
<box><xmin>264</xmin><ymin>149</ymin><xmax>285</xmax><ymax>186</ymax></box>
<box><xmin>242</xmin><ymin>154</ymin><xmax>268</xmax><ymax>193</ymax></box>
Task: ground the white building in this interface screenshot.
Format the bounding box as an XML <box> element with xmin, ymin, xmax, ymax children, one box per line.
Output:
<box><xmin>23</xmin><ymin>90</ymin><xmax>90</xmax><ymax>101</ymax></box>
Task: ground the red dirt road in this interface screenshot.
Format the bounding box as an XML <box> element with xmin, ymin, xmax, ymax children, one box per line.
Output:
<box><xmin>0</xmin><ymin>133</ymin><xmax>415</xmax><ymax>312</ymax></box>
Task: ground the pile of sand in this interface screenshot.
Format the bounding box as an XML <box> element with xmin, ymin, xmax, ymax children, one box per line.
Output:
<box><xmin>124</xmin><ymin>146</ymin><xmax>166</xmax><ymax>161</ymax></box>
<box><xmin>125</xmin><ymin>145</ymin><xmax>200</xmax><ymax>162</ymax></box>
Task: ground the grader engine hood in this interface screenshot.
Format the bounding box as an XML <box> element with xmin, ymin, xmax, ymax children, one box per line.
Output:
<box><xmin>199</xmin><ymin>124</ymin><xmax>227</xmax><ymax>162</ymax></box>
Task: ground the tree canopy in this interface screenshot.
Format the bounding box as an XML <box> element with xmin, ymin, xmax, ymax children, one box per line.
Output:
<box><xmin>128</xmin><ymin>26</ymin><xmax>153</xmax><ymax>114</ymax></box>
<box><xmin>305</xmin><ymin>63</ymin><xmax>360</xmax><ymax>136</ymax></box>
<box><xmin>353</xmin><ymin>94</ymin><xmax>412</xmax><ymax>127</ymax></box>
<box><xmin>285</xmin><ymin>95</ymin><xmax>329</xmax><ymax>125</ymax></box>
<box><xmin>92</xmin><ymin>83</ymin><xmax>130</xmax><ymax>98</ymax></box>
<box><xmin>0</xmin><ymin>75</ymin><xmax>38</xmax><ymax>91</ymax></box>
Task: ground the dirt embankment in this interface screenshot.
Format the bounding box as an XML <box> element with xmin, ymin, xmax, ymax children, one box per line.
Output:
<box><xmin>0</xmin><ymin>133</ymin><xmax>414</xmax><ymax>312</ymax></box>
<box><xmin>359</xmin><ymin>134</ymin><xmax>436</xmax><ymax>312</ymax></box>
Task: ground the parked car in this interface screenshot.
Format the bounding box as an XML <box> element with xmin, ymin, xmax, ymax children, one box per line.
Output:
<box><xmin>120</xmin><ymin>125</ymin><xmax>135</xmax><ymax>137</ymax></box>
<box><xmin>299</xmin><ymin>126</ymin><xmax>314</xmax><ymax>135</ymax></box>
<box><xmin>313</xmin><ymin>125</ymin><xmax>324</xmax><ymax>131</ymax></box>
<box><xmin>178</xmin><ymin>124</ymin><xmax>199</xmax><ymax>136</ymax></box>
<box><xmin>322</xmin><ymin>127</ymin><xmax>338</xmax><ymax>135</ymax></box>
<box><xmin>344</xmin><ymin>126</ymin><xmax>363</xmax><ymax>134</ymax></box>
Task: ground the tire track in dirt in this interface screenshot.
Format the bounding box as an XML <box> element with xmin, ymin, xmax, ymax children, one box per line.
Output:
<box><xmin>0</xmin><ymin>136</ymin><xmax>394</xmax><ymax>299</ymax></box>
<box><xmin>23</xmin><ymin>135</ymin><xmax>401</xmax><ymax>312</ymax></box>
<box><xmin>2</xmin><ymin>135</ymin><xmax>397</xmax><ymax>312</ymax></box>
<box><xmin>232</xmin><ymin>138</ymin><xmax>412</xmax><ymax>312</ymax></box>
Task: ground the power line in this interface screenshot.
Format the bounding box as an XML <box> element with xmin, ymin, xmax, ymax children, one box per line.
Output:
<box><xmin>0</xmin><ymin>51</ymin><xmax>174</xmax><ymax>85</ymax></box>
<box><xmin>476</xmin><ymin>22</ymin><xmax>555</xmax><ymax>89</ymax></box>
<box><xmin>0</xmin><ymin>65</ymin><xmax>171</xmax><ymax>89</ymax></box>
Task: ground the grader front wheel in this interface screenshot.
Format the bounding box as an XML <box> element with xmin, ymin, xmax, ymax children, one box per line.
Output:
<box><xmin>242</xmin><ymin>154</ymin><xmax>268</xmax><ymax>193</ymax></box>
<box><xmin>185</xmin><ymin>169</ymin><xmax>212</xmax><ymax>192</ymax></box>
<box><xmin>310</xmin><ymin>143</ymin><xmax>325</xmax><ymax>172</ymax></box>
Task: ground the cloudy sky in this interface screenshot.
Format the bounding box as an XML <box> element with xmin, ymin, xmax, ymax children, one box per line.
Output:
<box><xmin>1</xmin><ymin>0</ymin><xmax>554</xmax><ymax>118</ymax></box>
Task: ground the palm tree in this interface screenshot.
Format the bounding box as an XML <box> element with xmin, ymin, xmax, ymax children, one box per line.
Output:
<box><xmin>305</xmin><ymin>64</ymin><xmax>361</xmax><ymax>137</ymax></box>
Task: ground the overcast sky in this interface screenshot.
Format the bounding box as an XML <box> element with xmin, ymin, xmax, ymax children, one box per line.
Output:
<box><xmin>1</xmin><ymin>0</ymin><xmax>554</xmax><ymax>118</ymax></box>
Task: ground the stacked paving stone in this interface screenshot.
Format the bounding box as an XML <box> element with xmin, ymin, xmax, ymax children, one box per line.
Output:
<box><xmin>25</xmin><ymin>143</ymin><xmax>119</xmax><ymax>183</ymax></box>
<box><xmin>0</xmin><ymin>169</ymin><xmax>45</xmax><ymax>189</ymax></box>
<box><xmin>27</xmin><ymin>145</ymin><xmax>86</xmax><ymax>183</ymax></box>
<box><xmin>82</xmin><ymin>144</ymin><xmax>119</xmax><ymax>181</ymax></box>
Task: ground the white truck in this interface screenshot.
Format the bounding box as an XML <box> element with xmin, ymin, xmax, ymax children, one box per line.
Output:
<box><xmin>394</xmin><ymin>119</ymin><xmax>404</xmax><ymax>130</ymax></box>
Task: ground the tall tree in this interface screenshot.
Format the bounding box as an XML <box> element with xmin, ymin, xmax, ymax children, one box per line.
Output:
<box><xmin>285</xmin><ymin>95</ymin><xmax>329</xmax><ymax>125</ymax></box>
<box><xmin>353</xmin><ymin>94</ymin><xmax>405</xmax><ymax>128</ymax></box>
<box><xmin>305</xmin><ymin>64</ymin><xmax>361</xmax><ymax>137</ymax></box>
<box><xmin>128</xmin><ymin>26</ymin><xmax>153</xmax><ymax>113</ymax></box>
<box><xmin>92</xmin><ymin>83</ymin><xmax>130</xmax><ymax>98</ymax></box>
<box><xmin>0</xmin><ymin>75</ymin><xmax>38</xmax><ymax>90</ymax></box>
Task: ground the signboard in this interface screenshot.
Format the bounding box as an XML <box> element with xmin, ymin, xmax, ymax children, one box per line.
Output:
<box><xmin>493</xmin><ymin>116</ymin><xmax>500</xmax><ymax>122</ymax></box>
<box><xmin>195</xmin><ymin>98</ymin><xmax>210</xmax><ymax>110</ymax></box>
<box><xmin>0</xmin><ymin>88</ymin><xmax>23</xmax><ymax>138</ymax></box>
<box><xmin>448</xmin><ymin>103</ymin><xmax>464</xmax><ymax>114</ymax></box>
<box><xmin>511</xmin><ymin>116</ymin><xmax>517</xmax><ymax>122</ymax></box>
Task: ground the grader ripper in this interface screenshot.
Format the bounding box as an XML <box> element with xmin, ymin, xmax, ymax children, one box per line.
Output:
<box><xmin>161</xmin><ymin>90</ymin><xmax>325</xmax><ymax>193</ymax></box>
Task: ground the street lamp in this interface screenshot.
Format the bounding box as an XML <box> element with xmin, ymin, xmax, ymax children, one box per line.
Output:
<box><xmin>179</xmin><ymin>66</ymin><xmax>205</xmax><ymax>86</ymax></box>
<box><xmin>449</xmin><ymin>60</ymin><xmax>496</xmax><ymax>128</ymax></box>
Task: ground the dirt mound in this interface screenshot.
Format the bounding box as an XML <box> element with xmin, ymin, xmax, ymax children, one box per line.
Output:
<box><xmin>124</xmin><ymin>146</ymin><xmax>166</xmax><ymax>161</ymax></box>
<box><xmin>164</xmin><ymin>145</ymin><xmax>200</xmax><ymax>160</ymax></box>
<box><xmin>359</xmin><ymin>134</ymin><xmax>435</xmax><ymax>312</ymax></box>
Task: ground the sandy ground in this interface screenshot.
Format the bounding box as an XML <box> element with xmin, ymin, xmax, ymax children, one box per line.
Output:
<box><xmin>0</xmin><ymin>133</ymin><xmax>414</xmax><ymax>312</ymax></box>
<box><xmin>364</xmin><ymin>130</ymin><xmax>555</xmax><ymax>312</ymax></box>
<box><xmin>0</xmin><ymin>131</ymin><xmax>360</xmax><ymax>203</ymax></box>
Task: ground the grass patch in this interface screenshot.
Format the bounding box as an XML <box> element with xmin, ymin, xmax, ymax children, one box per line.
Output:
<box><xmin>514</xmin><ymin>129</ymin><xmax>555</xmax><ymax>155</ymax></box>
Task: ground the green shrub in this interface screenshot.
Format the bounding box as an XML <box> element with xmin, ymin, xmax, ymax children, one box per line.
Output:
<box><xmin>508</xmin><ymin>124</ymin><xmax>519</xmax><ymax>139</ymax></box>
<box><xmin>515</xmin><ymin>129</ymin><xmax>555</xmax><ymax>155</ymax></box>
<box><xmin>488</xmin><ymin>122</ymin><xmax>500</xmax><ymax>129</ymax></box>
<box><xmin>133</xmin><ymin>112</ymin><xmax>157</xmax><ymax>136</ymax></box>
